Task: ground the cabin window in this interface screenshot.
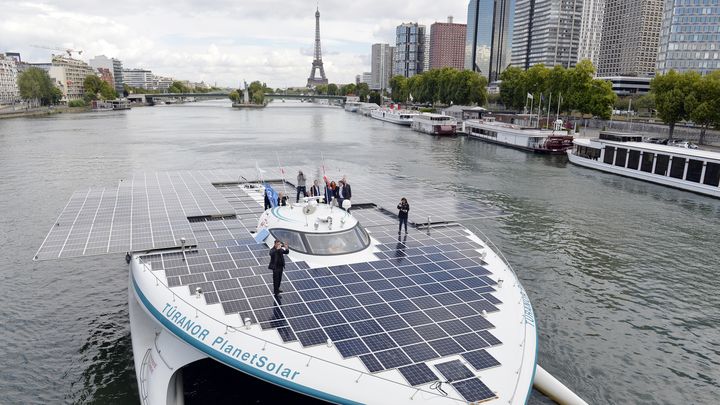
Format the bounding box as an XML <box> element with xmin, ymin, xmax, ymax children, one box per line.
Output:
<box><xmin>627</xmin><ymin>150</ymin><xmax>641</xmax><ymax>170</ymax></box>
<box><xmin>270</xmin><ymin>229</ymin><xmax>307</xmax><ymax>253</ymax></box>
<box><xmin>576</xmin><ymin>146</ymin><xmax>600</xmax><ymax>159</ymax></box>
<box><xmin>704</xmin><ymin>162</ymin><xmax>720</xmax><ymax>186</ymax></box>
<box><xmin>685</xmin><ymin>159</ymin><xmax>703</xmax><ymax>183</ymax></box>
<box><xmin>654</xmin><ymin>154</ymin><xmax>670</xmax><ymax>175</ymax></box>
<box><xmin>614</xmin><ymin>148</ymin><xmax>627</xmax><ymax>167</ymax></box>
<box><xmin>640</xmin><ymin>152</ymin><xmax>654</xmax><ymax>172</ymax></box>
<box><xmin>669</xmin><ymin>157</ymin><xmax>686</xmax><ymax>179</ymax></box>
<box><xmin>603</xmin><ymin>146</ymin><xmax>616</xmax><ymax>164</ymax></box>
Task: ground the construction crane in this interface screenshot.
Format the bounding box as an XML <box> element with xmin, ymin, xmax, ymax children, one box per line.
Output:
<box><xmin>30</xmin><ymin>45</ymin><xmax>83</xmax><ymax>59</ymax></box>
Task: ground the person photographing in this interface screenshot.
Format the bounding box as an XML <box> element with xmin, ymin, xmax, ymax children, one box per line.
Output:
<box><xmin>268</xmin><ymin>240</ymin><xmax>290</xmax><ymax>297</ymax></box>
<box><xmin>397</xmin><ymin>197</ymin><xmax>409</xmax><ymax>234</ymax></box>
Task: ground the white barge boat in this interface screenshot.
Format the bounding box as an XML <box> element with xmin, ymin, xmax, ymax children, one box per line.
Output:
<box><xmin>464</xmin><ymin>119</ymin><xmax>573</xmax><ymax>154</ymax></box>
<box><xmin>568</xmin><ymin>131</ymin><xmax>720</xmax><ymax>198</ymax></box>
<box><xmin>371</xmin><ymin>108</ymin><xmax>418</xmax><ymax>126</ymax></box>
<box><xmin>344</xmin><ymin>101</ymin><xmax>362</xmax><ymax>112</ymax></box>
<box><xmin>411</xmin><ymin>113</ymin><xmax>457</xmax><ymax>136</ymax></box>
<box><xmin>34</xmin><ymin>166</ymin><xmax>587</xmax><ymax>404</ymax></box>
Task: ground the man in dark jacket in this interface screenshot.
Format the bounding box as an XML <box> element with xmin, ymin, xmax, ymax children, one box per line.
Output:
<box><xmin>336</xmin><ymin>180</ymin><xmax>352</xmax><ymax>210</ymax></box>
<box><xmin>268</xmin><ymin>240</ymin><xmax>290</xmax><ymax>296</ymax></box>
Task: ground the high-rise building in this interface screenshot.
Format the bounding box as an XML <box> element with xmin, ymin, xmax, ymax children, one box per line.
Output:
<box><xmin>657</xmin><ymin>0</ymin><xmax>720</xmax><ymax>75</ymax></box>
<box><xmin>465</xmin><ymin>0</ymin><xmax>514</xmax><ymax>82</ymax></box>
<box><xmin>0</xmin><ymin>54</ymin><xmax>20</xmax><ymax>104</ymax></box>
<box><xmin>393</xmin><ymin>22</ymin><xmax>427</xmax><ymax>78</ymax></box>
<box><xmin>48</xmin><ymin>55</ymin><xmax>96</xmax><ymax>101</ymax></box>
<box><xmin>122</xmin><ymin>68</ymin><xmax>153</xmax><ymax>89</ymax></box>
<box><xmin>89</xmin><ymin>55</ymin><xmax>125</xmax><ymax>94</ymax></box>
<box><xmin>430</xmin><ymin>16</ymin><xmax>467</xmax><ymax>71</ymax></box>
<box><xmin>424</xmin><ymin>35</ymin><xmax>431</xmax><ymax>72</ymax></box>
<box><xmin>371</xmin><ymin>43</ymin><xmax>394</xmax><ymax>91</ymax></box>
<box><xmin>577</xmin><ymin>0</ymin><xmax>605</xmax><ymax>65</ymax></box>
<box><xmin>361</xmin><ymin>72</ymin><xmax>372</xmax><ymax>85</ymax></box>
<box><xmin>511</xmin><ymin>0</ymin><xmax>583</xmax><ymax>69</ymax></box>
<box><xmin>111</xmin><ymin>59</ymin><xmax>124</xmax><ymax>94</ymax></box>
<box><xmin>597</xmin><ymin>0</ymin><xmax>663</xmax><ymax>76</ymax></box>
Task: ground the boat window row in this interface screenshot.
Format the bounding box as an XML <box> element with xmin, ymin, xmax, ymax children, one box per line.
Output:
<box><xmin>602</xmin><ymin>146</ymin><xmax>720</xmax><ymax>187</ymax></box>
<box><xmin>468</xmin><ymin>127</ymin><xmax>497</xmax><ymax>138</ymax></box>
<box><xmin>574</xmin><ymin>145</ymin><xmax>601</xmax><ymax>160</ymax></box>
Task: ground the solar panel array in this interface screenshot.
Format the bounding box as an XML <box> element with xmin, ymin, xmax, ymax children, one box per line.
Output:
<box><xmin>35</xmin><ymin>172</ymin><xmax>242</xmax><ymax>260</ymax></box>
<box><xmin>140</xmin><ymin>223</ymin><xmax>501</xmax><ymax>402</ymax></box>
<box><xmin>36</xmin><ymin>163</ymin><xmax>507</xmax><ymax>260</ymax></box>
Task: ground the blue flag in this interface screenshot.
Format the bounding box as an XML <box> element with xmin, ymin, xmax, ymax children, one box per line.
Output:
<box><xmin>264</xmin><ymin>183</ymin><xmax>278</xmax><ymax>208</ymax></box>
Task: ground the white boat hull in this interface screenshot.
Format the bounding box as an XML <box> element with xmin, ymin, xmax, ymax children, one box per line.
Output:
<box><xmin>370</xmin><ymin>111</ymin><xmax>414</xmax><ymax>126</ymax></box>
<box><xmin>567</xmin><ymin>150</ymin><xmax>720</xmax><ymax>198</ymax></box>
<box><xmin>129</xmin><ymin>232</ymin><xmax>537</xmax><ymax>405</ymax></box>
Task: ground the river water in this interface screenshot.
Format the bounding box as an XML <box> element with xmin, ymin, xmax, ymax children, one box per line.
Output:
<box><xmin>0</xmin><ymin>100</ymin><xmax>718</xmax><ymax>404</ymax></box>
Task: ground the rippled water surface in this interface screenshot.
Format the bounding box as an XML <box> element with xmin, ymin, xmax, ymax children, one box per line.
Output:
<box><xmin>1</xmin><ymin>100</ymin><xmax>718</xmax><ymax>404</ymax></box>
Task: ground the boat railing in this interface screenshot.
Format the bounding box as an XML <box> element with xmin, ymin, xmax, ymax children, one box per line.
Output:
<box><xmin>135</xmin><ymin>256</ymin><xmax>467</xmax><ymax>402</ymax></box>
<box><xmin>138</xmin><ymin>347</ymin><xmax>152</xmax><ymax>405</ymax></box>
<box><xmin>467</xmin><ymin>224</ymin><xmax>533</xmax><ymax>405</ymax></box>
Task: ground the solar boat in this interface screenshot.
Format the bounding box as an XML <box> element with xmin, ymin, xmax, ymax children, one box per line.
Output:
<box><xmin>35</xmin><ymin>166</ymin><xmax>545</xmax><ymax>404</ymax></box>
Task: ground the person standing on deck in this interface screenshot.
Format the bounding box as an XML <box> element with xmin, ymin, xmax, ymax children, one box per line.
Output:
<box><xmin>397</xmin><ymin>197</ymin><xmax>409</xmax><ymax>234</ymax></box>
<box><xmin>268</xmin><ymin>240</ymin><xmax>290</xmax><ymax>297</ymax></box>
<box><xmin>336</xmin><ymin>180</ymin><xmax>352</xmax><ymax>211</ymax></box>
<box><xmin>296</xmin><ymin>170</ymin><xmax>307</xmax><ymax>202</ymax></box>
<box><xmin>310</xmin><ymin>180</ymin><xmax>321</xmax><ymax>199</ymax></box>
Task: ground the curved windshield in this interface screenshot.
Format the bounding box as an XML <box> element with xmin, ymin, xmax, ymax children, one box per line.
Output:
<box><xmin>269</xmin><ymin>224</ymin><xmax>370</xmax><ymax>256</ymax></box>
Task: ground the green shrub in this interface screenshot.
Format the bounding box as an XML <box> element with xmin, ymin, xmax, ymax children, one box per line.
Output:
<box><xmin>68</xmin><ymin>100</ymin><xmax>87</xmax><ymax>107</ymax></box>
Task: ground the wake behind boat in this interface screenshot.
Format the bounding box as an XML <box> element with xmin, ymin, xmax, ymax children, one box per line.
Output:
<box><xmin>34</xmin><ymin>165</ymin><xmax>587</xmax><ymax>404</ymax></box>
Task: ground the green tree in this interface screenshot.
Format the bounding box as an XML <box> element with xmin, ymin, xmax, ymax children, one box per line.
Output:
<box><xmin>168</xmin><ymin>81</ymin><xmax>192</xmax><ymax>93</ymax></box>
<box><xmin>18</xmin><ymin>67</ymin><xmax>58</xmax><ymax>106</ymax></box>
<box><xmin>228</xmin><ymin>90</ymin><xmax>240</xmax><ymax>103</ymax></box>
<box><xmin>635</xmin><ymin>93</ymin><xmax>656</xmax><ymax>114</ymax></box>
<box><xmin>456</xmin><ymin>69</ymin><xmax>488</xmax><ymax>105</ymax></box>
<box><xmin>247</xmin><ymin>81</ymin><xmax>269</xmax><ymax>104</ymax></box>
<box><xmin>586</xmin><ymin>79</ymin><xmax>616</xmax><ymax>120</ymax></box>
<box><xmin>83</xmin><ymin>75</ymin><xmax>116</xmax><ymax>101</ymax></box>
<box><xmin>339</xmin><ymin>83</ymin><xmax>357</xmax><ymax>96</ymax></box>
<box><xmin>356</xmin><ymin>82</ymin><xmax>370</xmax><ymax>102</ymax></box>
<box><xmin>368</xmin><ymin>91</ymin><xmax>382</xmax><ymax>105</ymax></box>
<box><xmin>651</xmin><ymin>70</ymin><xmax>699</xmax><ymax>139</ymax></box>
<box><xmin>499</xmin><ymin>67</ymin><xmax>527</xmax><ymax>110</ymax></box>
<box><xmin>327</xmin><ymin>83</ymin><xmax>338</xmax><ymax>96</ymax></box>
<box><xmin>389</xmin><ymin>75</ymin><xmax>408</xmax><ymax>102</ymax></box>
<box><xmin>685</xmin><ymin>71</ymin><xmax>720</xmax><ymax>145</ymax></box>
<box><xmin>315</xmin><ymin>84</ymin><xmax>328</xmax><ymax>95</ymax></box>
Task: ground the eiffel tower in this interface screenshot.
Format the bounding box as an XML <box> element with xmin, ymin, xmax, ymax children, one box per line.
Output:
<box><xmin>307</xmin><ymin>6</ymin><xmax>329</xmax><ymax>87</ymax></box>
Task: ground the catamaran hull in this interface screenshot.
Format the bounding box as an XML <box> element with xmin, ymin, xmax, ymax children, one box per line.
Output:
<box><xmin>129</xmin><ymin>237</ymin><xmax>537</xmax><ymax>405</ymax></box>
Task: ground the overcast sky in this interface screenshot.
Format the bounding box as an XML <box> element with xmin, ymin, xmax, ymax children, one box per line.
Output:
<box><xmin>0</xmin><ymin>1</ymin><xmax>468</xmax><ymax>88</ymax></box>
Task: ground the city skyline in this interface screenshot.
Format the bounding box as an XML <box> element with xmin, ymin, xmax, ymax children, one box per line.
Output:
<box><xmin>0</xmin><ymin>1</ymin><xmax>468</xmax><ymax>88</ymax></box>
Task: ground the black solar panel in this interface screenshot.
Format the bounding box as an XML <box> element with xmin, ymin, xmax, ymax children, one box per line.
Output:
<box><xmin>398</xmin><ymin>363</ymin><xmax>439</xmax><ymax>386</ymax></box>
<box><xmin>451</xmin><ymin>378</ymin><xmax>496</xmax><ymax>402</ymax></box>
<box><xmin>434</xmin><ymin>360</ymin><xmax>474</xmax><ymax>382</ymax></box>
<box><xmin>461</xmin><ymin>349</ymin><xmax>501</xmax><ymax>371</ymax></box>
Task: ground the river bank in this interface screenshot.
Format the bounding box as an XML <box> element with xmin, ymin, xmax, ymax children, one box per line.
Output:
<box><xmin>0</xmin><ymin>105</ymin><xmax>90</xmax><ymax>119</ymax></box>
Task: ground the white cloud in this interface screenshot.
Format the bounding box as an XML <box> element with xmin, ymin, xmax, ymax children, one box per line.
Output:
<box><xmin>0</xmin><ymin>0</ymin><xmax>468</xmax><ymax>87</ymax></box>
